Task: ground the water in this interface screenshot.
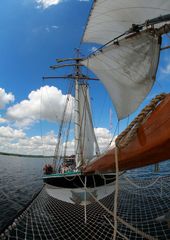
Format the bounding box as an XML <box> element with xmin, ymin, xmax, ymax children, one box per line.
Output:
<box><xmin>126</xmin><ymin>160</ymin><xmax>170</xmax><ymax>178</ymax></box>
<box><xmin>0</xmin><ymin>154</ymin><xmax>169</xmax><ymax>234</ymax></box>
<box><xmin>0</xmin><ymin>155</ymin><xmax>51</xmax><ymax>231</ymax></box>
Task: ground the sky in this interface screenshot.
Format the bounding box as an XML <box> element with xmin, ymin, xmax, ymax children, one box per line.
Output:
<box><xmin>0</xmin><ymin>0</ymin><xmax>170</xmax><ymax>156</ymax></box>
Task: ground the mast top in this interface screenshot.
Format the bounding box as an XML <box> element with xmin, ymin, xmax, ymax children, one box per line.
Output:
<box><xmin>43</xmin><ymin>53</ymin><xmax>98</xmax><ymax>81</ymax></box>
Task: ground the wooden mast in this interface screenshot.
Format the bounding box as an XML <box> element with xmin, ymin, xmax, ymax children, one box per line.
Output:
<box><xmin>43</xmin><ymin>51</ymin><xmax>99</xmax><ymax>171</ymax></box>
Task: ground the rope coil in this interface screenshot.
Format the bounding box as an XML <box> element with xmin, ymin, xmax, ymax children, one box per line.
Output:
<box><xmin>115</xmin><ymin>93</ymin><xmax>167</xmax><ymax>148</ymax></box>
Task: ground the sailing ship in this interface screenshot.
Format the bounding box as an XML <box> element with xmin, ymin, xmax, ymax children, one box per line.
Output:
<box><xmin>43</xmin><ymin>53</ymin><xmax>117</xmax><ymax>202</ymax></box>
<box><xmin>43</xmin><ymin>1</ymin><xmax>170</xmax><ymax>193</ymax></box>
<box><xmin>2</xmin><ymin>1</ymin><xmax>170</xmax><ymax>240</ymax></box>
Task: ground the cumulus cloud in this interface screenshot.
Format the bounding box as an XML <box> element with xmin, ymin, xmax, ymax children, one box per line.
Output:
<box><xmin>36</xmin><ymin>0</ymin><xmax>61</xmax><ymax>9</ymax></box>
<box><xmin>0</xmin><ymin>117</ymin><xmax>7</xmax><ymax>124</ymax></box>
<box><xmin>15</xmin><ymin>131</ymin><xmax>57</xmax><ymax>155</ymax></box>
<box><xmin>60</xmin><ymin>127</ymin><xmax>115</xmax><ymax>156</ymax></box>
<box><xmin>0</xmin><ymin>126</ymin><xmax>25</xmax><ymax>139</ymax></box>
<box><xmin>62</xmin><ymin>127</ymin><xmax>115</xmax><ymax>156</ymax></box>
<box><xmin>95</xmin><ymin>128</ymin><xmax>115</xmax><ymax>151</ymax></box>
<box><xmin>0</xmin><ymin>128</ymin><xmax>57</xmax><ymax>156</ymax></box>
<box><xmin>56</xmin><ymin>128</ymin><xmax>116</xmax><ymax>155</ymax></box>
<box><xmin>62</xmin><ymin>140</ymin><xmax>75</xmax><ymax>156</ymax></box>
<box><xmin>0</xmin><ymin>125</ymin><xmax>116</xmax><ymax>157</ymax></box>
<box><xmin>6</xmin><ymin>85</ymin><xmax>74</xmax><ymax>128</ymax></box>
<box><xmin>0</xmin><ymin>88</ymin><xmax>15</xmax><ymax>109</ymax></box>
<box><xmin>63</xmin><ymin>127</ymin><xmax>115</xmax><ymax>156</ymax></box>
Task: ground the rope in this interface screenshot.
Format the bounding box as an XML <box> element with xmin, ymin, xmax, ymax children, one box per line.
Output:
<box><xmin>124</xmin><ymin>176</ymin><xmax>162</xmax><ymax>189</ymax></box>
<box><xmin>53</xmin><ymin>80</ymin><xmax>74</xmax><ymax>171</ymax></box>
<box><xmin>115</xmin><ymin>93</ymin><xmax>167</xmax><ymax>148</ymax></box>
<box><xmin>110</xmin><ymin>93</ymin><xmax>167</xmax><ymax>239</ymax></box>
<box><xmin>103</xmin><ymin>215</ymin><xmax>129</xmax><ymax>240</ymax></box>
<box><xmin>0</xmin><ymin>186</ymin><xmax>44</xmax><ymax>236</ymax></box>
<box><xmin>78</xmin><ymin>177</ymin><xmax>158</xmax><ymax>240</ymax></box>
<box><xmin>113</xmin><ymin>143</ymin><xmax>158</xmax><ymax>240</ymax></box>
<box><xmin>1</xmin><ymin>172</ymin><xmax>170</xmax><ymax>239</ymax></box>
<box><xmin>113</xmin><ymin>145</ymin><xmax>119</xmax><ymax>240</ymax></box>
<box><xmin>63</xmin><ymin>109</ymin><xmax>73</xmax><ymax>161</ymax></box>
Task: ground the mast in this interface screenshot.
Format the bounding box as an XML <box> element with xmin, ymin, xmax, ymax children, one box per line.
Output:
<box><xmin>43</xmin><ymin>50</ymin><xmax>100</xmax><ymax>171</ymax></box>
<box><xmin>74</xmin><ymin>52</ymin><xmax>82</xmax><ymax>168</ymax></box>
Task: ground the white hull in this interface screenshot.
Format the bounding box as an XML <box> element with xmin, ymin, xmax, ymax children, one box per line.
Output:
<box><xmin>45</xmin><ymin>182</ymin><xmax>115</xmax><ymax>205</ymax></box>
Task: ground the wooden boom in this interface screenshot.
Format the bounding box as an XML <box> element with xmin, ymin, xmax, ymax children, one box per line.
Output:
<box><xmin>84</xmin><ymin>94</ymin><xmax>170</xmax><ymax>173</ymax></box>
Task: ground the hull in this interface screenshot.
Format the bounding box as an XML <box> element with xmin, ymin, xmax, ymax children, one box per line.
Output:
<box><xmin>45</xmin><ymin>182</ymin><xmax>115</xmax><ymax>205</ymax></box>
<box><xmin>43</xmin><ymin>172</ymin><xmax>116</xmax><ymax>204</ymax></box>
<box><xmin>84</xmin><ymin>94</ymin><xmax>170</xmax><ymax>173</ymax></box>
<box><xmin>43</xmin><ymin>172</ymin><xmax>116</xmax><ymax>188</ymax></box>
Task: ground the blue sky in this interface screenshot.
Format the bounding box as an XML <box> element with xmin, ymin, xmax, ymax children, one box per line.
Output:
<box><xmin>0</xmin><ymin>0</ymin><xmax>170</xmax><ymax>155</ymax></box>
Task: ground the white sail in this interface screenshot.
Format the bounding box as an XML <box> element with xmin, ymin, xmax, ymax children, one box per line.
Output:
<box><xmin>75</xmin><ymin>78</ymin><xmax>81</xmax><ymax>168</ymax></box>
<box><xmin>82</xmin><ymin>31</ymin><xmax>160</xmax><ymax>119</ymax></box>
<box><xmin>78</xmin><ymin>84</ymin><xmax>97</xmax><ymax>164</ymax></box>
<box><xmin>83</xmin><ymin>0</ymin><xmax>170</xmax><ymax>44</ymax></box>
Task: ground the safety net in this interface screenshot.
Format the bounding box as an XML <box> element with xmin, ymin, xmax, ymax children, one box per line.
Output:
<box><xmin>1</xmin><ymin>166</ymin><xmax>170</xmax><ymax>240</ymax></box>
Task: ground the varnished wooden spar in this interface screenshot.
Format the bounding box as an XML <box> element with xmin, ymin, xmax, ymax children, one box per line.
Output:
<box><xmin>84</xmin><ymin>94</ymin><xmax>170</xmax><ymax>173</ymax></box>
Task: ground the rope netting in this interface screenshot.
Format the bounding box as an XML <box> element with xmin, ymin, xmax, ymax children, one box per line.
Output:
<box><xmin>1</xmin><ymin>172</ymin><xmax>170</xmax><ymax>240</ymax></box>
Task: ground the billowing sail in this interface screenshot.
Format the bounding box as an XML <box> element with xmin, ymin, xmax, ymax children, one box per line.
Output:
<box><xmin>83</xmin><ymin>0</ymin><xmax>170</xmax><ymax>44</ymax></box>
<box><xmin>82</xmin><ymin>31</ymin><xmax>160</xmax><ymax>119</ymax></box>
<box><xmin>81</xmin><ymin>0</ymin><xmax>170</xmax><ymax>119</ymax></box>
<box><xmin>75</xmin><ymin>83</ymin><xmax>99</xmax><ymax>168</ymax></box>
<box><xmin>79</xmin><ymin>84</ymin><xmax>95</xmax><ymax>161</ymax></box>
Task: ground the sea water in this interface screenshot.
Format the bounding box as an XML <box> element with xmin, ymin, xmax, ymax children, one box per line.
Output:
<box><xmin>0</xmin><ymin>154</ymin><xmax>169</xmax><ymax>232</ymax></box>
<box><xmin>0</xmin><ymin>155</ymin><xmax>51</xmax><ymax>231</ymax></box>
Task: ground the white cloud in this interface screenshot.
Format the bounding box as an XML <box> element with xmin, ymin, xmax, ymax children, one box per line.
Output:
<box><xmin>95</xmin><ymin>128</ymin><xmax>112</xmax><ymax>139</ymax></box>
<box><xmin>91</xmin><ymin>46</ymin><xmax>97</xmax><ymax>52</ymax></box>
<box><xmin>61</xmin><ymin>127</ymin><xmax>115</xmax><ymax>156</ymax></box>
<box><xmin>45</xmin><ymin>25</ymin><xmax>59</xmax><ymax>32</ymax></box>
<box><xmin>0</xmin><ymin>125</ymin><xmax>116</xmax><ymax>157</ymax></box>
<box><xmin>40</xmin><ymin>131</ymin><xmax>57</xmax><ymax>146</ymax></box>
<box><xmin>36</xmin><ymin>0</ymin><xmax>61</xmax><ymax>9</ymax></box>
<box><xmin>96</xmin><ymin>128</ymin><xmax>116</xmax><ymax>150</ymax></box>
<box><xmin>95</xmin><ymin>128</ymin><xmax>115</xmax><ymax>151</ymax></box>
<box><xmin>51</xmin><ymin>25</ymin><xmax>59</xmax><ymax>30</ymax></box>
<box><xmin>6</xmin><ymin>85</ymin><xmax>74</xmax><ymax>128</ymax></box>
<box><xmin>0</xmin><ymin>128</ymin><xmax>56</xmax><ymax>156</ymax></box>
<box><xmin>0</xmin><ymin>126</ymin><xmax>25</xmax><ymax>139</ymax></box>
<box><xmin>161</xmin><ymin>64</ymin><xmax>170</xmax><ymax>74</ymax></box>
<box><xmin>0</xmin><ymin>117</ymin><xmax>7</xmax><ymax>124</ymax></box>
<box><xmin>63</xmin><ymin>128</ymin><xmax>115</xmax><ymax>156</ymax></box>
<box><xmin>32</xmin><ymin>25</ymin><xmax>59</xmax><ymax>34</ymax></box>
<box><xmin>35</xmin><ymin>0</ymin><xmax>90</xmax><ymax>9</ymax></box>
<box><xmin>0</xmin><ymin>88</ymin><xmax>15</xmax><ymax>109</ymax></box>
<box><xmin>61</xmin><ymin>128</ymin><xmax>115</xmax><ymax>156</ymax></box>
<box><xmin>16</xmin><ymin>131</ymin><xmax>57</xmax><ymax>155</ymax></box>
<box><xmin>62</xmin><ymin>140</ymin><xmax>75</xmax><ymax>155</ymax></box>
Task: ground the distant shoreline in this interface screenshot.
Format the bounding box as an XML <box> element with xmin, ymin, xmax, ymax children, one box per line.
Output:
<box><xmin>0</xmin><ymin>152</ymin><xmax>54</xmax><ymax>158</ymax></box>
